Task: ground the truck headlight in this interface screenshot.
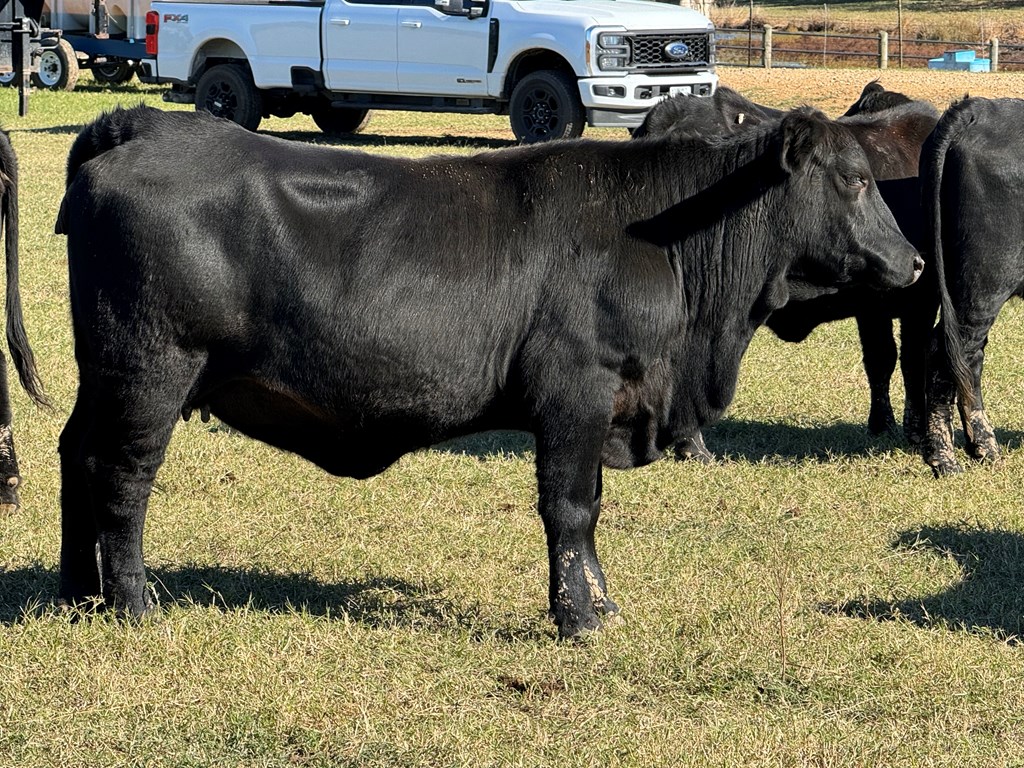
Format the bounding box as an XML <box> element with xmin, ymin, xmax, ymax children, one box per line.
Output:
<box><xmin>596</xmin><ymin>31</ymin><xmax>630</xmax><ymax>71</ymax></box>
<box><xmin>598</xmin><ymin>55</ymin><xmax>629</xmax><ymax>70</ymax></box>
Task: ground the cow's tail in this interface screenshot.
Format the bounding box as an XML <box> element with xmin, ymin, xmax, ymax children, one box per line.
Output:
<box><xmin>56</xmin><ymin>104</ymin><xmax>163</xmax><ymax>235</ymax></box>
<box><xmin>921</xmin><ymin>97</ymin><xmax>975</xmax><ymax>413</ymax></box>
<box><xmin>0</xmin><ymin>129</ymin><xmax>48</xmax><ymax>408</ymax></box>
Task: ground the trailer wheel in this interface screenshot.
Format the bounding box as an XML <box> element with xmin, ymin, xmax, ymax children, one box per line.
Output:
<box><xmin>195</xmin><ymin>63</ymin><xmax>263</xmax><ymax>132</ymax></box>
<box><xmin>311</xmin><ymin>107</ymin><xmax>371</xmax><ymax>136</ymax></box>
<box><xmin>92</xmin><ymin>60</ymin><xmax>135</xmax><ymax>85</ymax></box>
<box><xmin>509</xmin><ymin>70</ymin><xmax>584</xmax><ymax>143</ymax></box>
<box><xmin>0</xmin><ymin>71</ymin><xmax>15</xmax><ymax>87</ymax></box>
<box><xmin>32</xmin><ymin>39</ymin><xmax>79</xmax><ymax>91</ymax></box>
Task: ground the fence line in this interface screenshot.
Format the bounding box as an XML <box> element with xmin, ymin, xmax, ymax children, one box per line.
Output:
<box><xmin>715</xmin><ymin>26</ymin><xmax>1015</xmax><ymax>71</ymax></box>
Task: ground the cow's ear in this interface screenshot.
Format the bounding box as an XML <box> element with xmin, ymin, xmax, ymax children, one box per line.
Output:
<box><xmin>778</xmin><ymin>107</ymin><xmax>828</xmax><ymax>174</ymax></box>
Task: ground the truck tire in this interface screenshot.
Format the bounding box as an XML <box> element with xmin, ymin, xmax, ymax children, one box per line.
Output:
<box><xmin>32</xmin><ymin>39</ymin><xmax>79</xmax><ymax>91</ymax></box>
<box><xmin>509</xmin><ymin>70</ymin><xmax>585</xmax><ymax>143</ymax></box>
<box><xmin>93</xmin><ymin>60</ymin><xmax>135</xmax><ymax>85</ymax></box>
<box><xmin>311</xmin><ymin>107</ymin><xmax>371</xmax><ymax>136</ymax></box>
<box><xmin>195</xmin><ymin>64</ymin><xmax>263</xmax><ymax>132</ymax></box>
<box><xmin>0</xmin><ymin>71</ymin><xmax>14</xmax><ymax>86</ymax></box>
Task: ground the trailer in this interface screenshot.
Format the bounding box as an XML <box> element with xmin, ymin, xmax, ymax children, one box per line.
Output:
<box><xmin>0</xmin><ymin>0</ymin><xmax>149</xmax><ymax>90</ymax></box>
<box><xmin>0</xmin><ymin>0</ymin><xmax>60</xmax><ymax>112</ymax></box>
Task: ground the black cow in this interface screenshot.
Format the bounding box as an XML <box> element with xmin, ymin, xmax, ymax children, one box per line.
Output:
<box><xmin>921</xmin><ymin>97</ymin><xmax>1020</xmax><ymax>476</ymax></box>
<box><xmin>55</xmin><ymin>105</ymin><xmax>920</xmax><ymax>639</ymax></box>
<box><xmin>842</xmin><ymin>79</ymin><xmax>915</xmax><ymax>117</ymax></box>
<box><xmin>636</xmin><ymin>84</ymin><xmax>938</xmax><ymax>460</ymax></box>
<box><xmin>0</xmin><ymin>127</ymin><xmax>48</xmax><ymax>512</ymax></box>
<box><xmin>632</xmin><ymin>86</ymin><xmax>783</xmax><ymax>140</ymax></box>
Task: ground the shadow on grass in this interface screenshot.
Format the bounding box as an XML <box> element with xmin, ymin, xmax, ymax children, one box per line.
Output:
<box><xmin>17</xmin><ymin>124</ymin><xmax>90</xmax><ymax>135</ymax></box>
<box><xmin>428</xmin><ymin>422</ymin><xmax>1024</xmax><ymax>465</ymax></box>
<box><xmin>824</xmin><ymin>523</ymin><xmax>1024</xmax><ymax>643</ymax></box>
<box><xmin>432</xmin><ymin>430</ymin><xmax>535</xmax><ymax>460</ymax></box>
<box><xmin>703</xmin><ymin>418</ymin><xmax>906</xmax><ymax>462</ymax></box>
<box><xmin>0</xmin><ymin>562</ymin><xmax>549</xmax><ymax>640</ymax></box>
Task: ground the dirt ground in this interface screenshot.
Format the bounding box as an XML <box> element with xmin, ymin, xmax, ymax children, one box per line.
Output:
<box><xmin>719</xmin><ymin>66</ymin><xmax>1024</xmax><ymax>115</ymax></box>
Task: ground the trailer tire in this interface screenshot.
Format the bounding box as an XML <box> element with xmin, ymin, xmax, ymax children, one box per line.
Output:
<box><xmin>32</xmin><ymin>39</ymin><xmax>79</xmax><ymax>91</ymax></box>
<box><xmin>93</xmin><ymin>60</ymin><xmax>135</xmax><ymax>85</ymax></box>
<box><xmin>509</xmin><ymin>70</ymin><xmax>584</xmax><ymax>143</ymax></box>
<box><xmin>0</xmin><ymin>71</ymin><xmax>15</xmax><ymax>87</ymax></box>
<box><xmin>195</xmin><ymin>63</ymin><xmax>263</xmax><ymax>132</ymax></box>
<box><xmin>311</xmin><ymin>107</ymin><xmax>371</xmax><ymax>136</ymax></box>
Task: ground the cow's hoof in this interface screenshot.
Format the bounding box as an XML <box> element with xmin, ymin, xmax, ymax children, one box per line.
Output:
<box><xmin>599</xmin><ymin>597</ymin><xmax>620</xmax><ymax>617</ymax></box>
<box><xmin>557</xmin><ymin>615</ymin><xmax>604</xmax><ymax>643</ymax></box>
<box><xmin>56</xmin><ymin>594</ymin><xmax>104</xmax><ymax>616</ymax></box>
<box><xmin>927</xmin><ymin>457</ymin><xmax>964</xmax><ymax>478</ymax></box>
<box><xmin>673</xmin><ymin>440</ymin><xmax>714</xmax><ymax>464</ymax></box>
<box><xmin>868</xmin><ymin>411</ymin><xmax>897</xmax><ymax>436</ymax></box>
<box><xmin>966</xmin><ymin>435</ymin><xmax>1000</xmax><ymax>464</ymax></box>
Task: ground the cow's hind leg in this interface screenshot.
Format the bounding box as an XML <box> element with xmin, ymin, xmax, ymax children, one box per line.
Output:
<box><xmin>61</xmin><ymin>362</ymin><xmax>198</xmax><ymax>615</ymax></box>
<box><xmin>58</xmin><ymin>385</ymin><xmax>102</xmax><ymax>608</ymax></box>
<box><xmin>856</xmin><ymin>313</ymin><xmax>898</xmax><ymax>435</ymax></box>
<box><xmin>923</xmin><ymin>322</ymin><xmax>963</xmax><ymax>476</ymax></box>
<box><xmin>535</xmin><ymin>403</ymin><xmax>618</xmax><ymax>640</ymax></box>
<box><xmin>958</xmin><ymin>325</ymin><xmax>999</xmax><ymax>465</ymax></box>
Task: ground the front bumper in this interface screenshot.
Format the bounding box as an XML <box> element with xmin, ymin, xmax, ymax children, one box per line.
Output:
<box><xmin>579</xmin><ymin>71</ymin><xmax>719</xmax><ymax>128</ymax></box>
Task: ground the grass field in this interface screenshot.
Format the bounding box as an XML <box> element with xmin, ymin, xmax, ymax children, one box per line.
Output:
<box><xmin>713</xmin><ymin>0</ymin><xmax>1024</xmax><ymax>41</ymax></box>
<box><xmin>3</xmin><ymin>69</ymin><xmax>1024</xmax><ymax>766</ymax></box>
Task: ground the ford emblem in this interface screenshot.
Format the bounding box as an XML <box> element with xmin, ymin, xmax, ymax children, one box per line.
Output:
<box><xmin>664</xmin><ymin>41</ymin><xmax>690</xmax><ymax>60</ymax></box>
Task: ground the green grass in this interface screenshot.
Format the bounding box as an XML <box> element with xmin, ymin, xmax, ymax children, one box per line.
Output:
<box><xmin>3</xmin><ymin>73</ymin><xmax>1024</xmax><ymax>766</ymax></box>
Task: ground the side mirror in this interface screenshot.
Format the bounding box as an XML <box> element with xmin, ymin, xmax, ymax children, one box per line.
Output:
<box><xmin>435</xmin><ymin>0</ymin><xmax>483</xmax><ymax>16</ymax></box>
<box><xmin>434</xmin><ymin>0</ymin><xmax>468</xmax><ymax>14</ymax></box>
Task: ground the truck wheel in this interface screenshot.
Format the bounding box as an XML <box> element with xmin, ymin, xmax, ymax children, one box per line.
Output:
<box><xmin>93</xmin><ymin>60</ymin><xmax>135</xmax><ymax>85</ymax></box>
<box><xmin>32</xmin><ymin>39</ymin><xmax>79</xmax><ymax>91</ymax></box>
<box><xmin>311</xmin><ymin>107</ymin><xmax>371</xmax><ymax>136</ymax></box>
<box><xmin>509</xmin><ymin>70</ymin><xmax>585</xmax><ymax>143</ymax></box>
<box><xmin>0</xmin><ymin>71</ymin><xmax>14</xmax><ymax>87</ymax></box>
<box><xmin>195</xmin><ymin>64</ymin><xmax>263</xmax><ymax>132</ymax></box>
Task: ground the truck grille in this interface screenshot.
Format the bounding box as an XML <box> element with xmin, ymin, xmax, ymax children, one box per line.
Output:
<box><xmin>627</xmin><ymin>32</ymin><xmax>712</xmax><ymax>70</ymax></box>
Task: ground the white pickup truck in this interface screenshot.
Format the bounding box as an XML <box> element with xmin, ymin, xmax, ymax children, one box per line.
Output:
<box><xmin>139</xmin><ymin>0</ymin><xmax>717</xmax><ymax>141</ymax></box>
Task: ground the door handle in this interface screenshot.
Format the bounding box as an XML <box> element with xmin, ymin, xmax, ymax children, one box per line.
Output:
<box><xmin>329</xmin><ymin>18</ymin><xmax>351</xmax><ymax>25</ymax></box>
<box><xmin>401</xmin><ymin>20</ymin><xmax>422</xmax><ymax>28</ymax></box>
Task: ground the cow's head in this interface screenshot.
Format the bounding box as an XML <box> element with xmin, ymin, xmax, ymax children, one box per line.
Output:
<box><xmin>770</xmin><ymin>108</ymin><xmax>924</xmax><ymax>302</ymax></box>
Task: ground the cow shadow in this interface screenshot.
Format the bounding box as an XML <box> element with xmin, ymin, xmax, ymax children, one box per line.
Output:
<box><xmin>0</xmin><ymin>562</ymin><xmax>547</xmax><ymax>638</ymax></box>
<box><xmin>825</xmin><ymin>524</ymin><xmax>1024</xmax><ymax>643</ymax></box>
<box><xmin>17</xmin><ymin>124</ymin><xmax>88</xmax><ymax>136</ymax></box>
<box><xmin>432</xmin><ymin>430</ymin><xmax>535</xmax><ymax>460</ymax></box>
<box><xmin>703</xmin><ymin>418</ymin><xmax>908</xmax><ymax>463</ymax></box>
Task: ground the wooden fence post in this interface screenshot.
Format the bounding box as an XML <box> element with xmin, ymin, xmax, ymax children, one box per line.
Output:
<box><xmin>878</xmin><ymin>31</ymin><xmax>888</xmax><ymax>69</ymax></box>
<box><xmin>990</xmin><ymin>38</ymin><xmax>999</xmax><ymax>72</ymax></box>
<box><xmin>763</xmin><ymin>25</ymin><xmax>772</xmax><ymax>69</ymax></box>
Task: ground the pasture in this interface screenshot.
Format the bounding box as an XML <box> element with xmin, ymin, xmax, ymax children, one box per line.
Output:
<box><xmin>3</xmin><ymin>68</ymin><xmax>1024</xmax><ymax>766</ymax></box>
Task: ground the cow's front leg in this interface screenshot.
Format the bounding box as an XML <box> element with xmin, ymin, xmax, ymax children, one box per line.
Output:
<box><xmin>856</xmin><ymin>313</ymin><xmax>898</xmax><ymax>435</ymax></box>
<box><xmin>898</xmin><ymin>293</ymin><xmax>936</xmax><ymax>446</ymax></box>
<box><xmin>536</xmin><ymin>409</ymin><xmax>618</xmax><ymax>640</ymax></box>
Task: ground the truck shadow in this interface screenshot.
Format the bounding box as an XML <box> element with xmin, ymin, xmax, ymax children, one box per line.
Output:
<box><xmin>823</xmin><ymin>524</ymin><xmax>1024</xmax><ymax>643</ymax></box>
